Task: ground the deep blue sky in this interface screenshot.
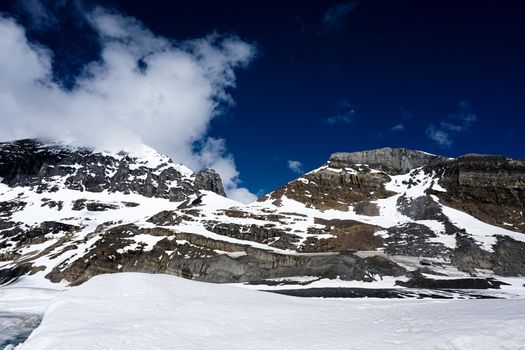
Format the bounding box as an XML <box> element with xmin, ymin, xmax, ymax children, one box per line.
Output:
<box><xmin>2</xmin><ymin>0</ymin><xmax>524</xmax><ymax>195</ymax></box>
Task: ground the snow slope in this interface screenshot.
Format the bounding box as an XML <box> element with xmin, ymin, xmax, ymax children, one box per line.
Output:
<box><xmin>18</xmin><ymin>273</ymin><xmax>525</xmax><ymax>350</ymax></box>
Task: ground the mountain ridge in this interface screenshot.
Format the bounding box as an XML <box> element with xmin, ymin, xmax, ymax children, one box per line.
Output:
<box><xmin>0</xmin><ymin>139</ymin><xmax>524</xmax><ymax>295</ymax></box>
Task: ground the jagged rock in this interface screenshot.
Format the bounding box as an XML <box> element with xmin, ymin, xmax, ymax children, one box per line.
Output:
<box><xmin>0</xmin><ymin>264</ymin><xmax>32</xmax><ymax>285</ymax></box>
<box><xmin>492</xmin><ymin>237</ymin><xmax>525</xmax><ymax>276</ymax></box>
<box><xmin>41</xmin><ymin>198</ymin><xmax>64</xmax><ymax>210</ymax></box>
<box><xmin>194</xmin><ymin>169</ymin><xmax>226</xmax><ymax>196</ymax></box>
<box><xmin>147</xmin><ymin>211</ymin><xmax>184</xmax><ymax>226</ymax></box>
<box><xmin>384</xmin><ymin>223</ymin><xmax>452</xmax><ymax>258</ymax></box>
<box><xmin>0</xmin><ymin>200</ymin><xmax>27</xmax><ymax>217</ymax></box>
<box><xmin>397</xmin><ymin>195</ymin><xmax>445</xmax><ymax>221</ymax></box>
<box><xmin>72</xmin><ymin>199</ymin><xmax>119</xmax><ymax>211</ymax></box>
<box><xmin>451</xmin><ymin>234</ymin><xmax>494</xmax><ymax>274</ymax></box>
<box><xmin>12</xmin><ymin>221</ymin><xmax>80</xmax><ymax>247</ymax></box>
<box><xmin>448</xmin><ymin>233</ymin><xmax>525</xmax><ymax>277</ymax></box>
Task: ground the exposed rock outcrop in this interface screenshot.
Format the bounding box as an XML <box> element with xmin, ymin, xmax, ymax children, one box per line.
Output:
<box><xmin>329</xmin><ymin>148</ymin><xmax>443</xmax><ymax>174</ymax></box>
<box><xmin>261</xmin><ymin>168</ymin><xmax>394</xmax><ymax>210</ymax></box>
<box><xmin>428</xmin><ymin>154</ymin><xmax>525</xmax><ymax>232</ymax></box>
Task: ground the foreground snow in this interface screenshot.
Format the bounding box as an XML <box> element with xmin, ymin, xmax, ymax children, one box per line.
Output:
<box><xmin>17</xmin><ymin>273</ymin><xmax>525</xmax><ymax>350</ymax></box>
<box><xmin>0</xmin><ymin>287</ymin><xmax>60</xmax><ymax>349</ymax></box>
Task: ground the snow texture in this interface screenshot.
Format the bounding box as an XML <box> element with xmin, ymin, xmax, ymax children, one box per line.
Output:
<box><xmin>16</xmin><ymin>273</ymin><xmax>525</xmax><ymax>350</ymax></box>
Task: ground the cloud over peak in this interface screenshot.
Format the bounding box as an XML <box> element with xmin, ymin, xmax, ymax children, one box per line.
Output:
<box><xmin>0</xmin><ymin>4</ymin><xmax>257</xmax><ymax>203</ymax></box>
<box><xmin>426</xmin><ymin>100</ymin><xmax>478</xmax><ymax>148</ymax></box>
<box><xmin>287</xmin><ymin>160</ymin><xmax>303</xmax><ymax>174</ymax></box>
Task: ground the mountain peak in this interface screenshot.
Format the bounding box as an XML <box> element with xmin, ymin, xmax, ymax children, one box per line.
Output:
<box><xmin>329</xmin><ymin>147</ymin><xmax>444</xmax><ymax>174</ymax></box>
<box><xmin>0</xmin><ymin>138</ymin><xmax>225</xmax><ymax>199</ymax></box>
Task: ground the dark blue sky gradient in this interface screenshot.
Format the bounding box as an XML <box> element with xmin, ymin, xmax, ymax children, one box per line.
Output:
<box><xmin>2</xmin><ymin>0</ymin><xmax>524</xmax><ymax>195</ymax></box>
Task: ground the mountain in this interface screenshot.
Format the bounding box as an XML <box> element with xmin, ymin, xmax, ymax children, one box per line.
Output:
<box><xmin>1</xmin><ymin>139</ymin><xmax>524</xmax><ymax>294</ymax></box>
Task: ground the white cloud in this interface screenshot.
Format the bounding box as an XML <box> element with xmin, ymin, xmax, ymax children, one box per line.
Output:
<box><xmin>389</xmin><ymin>123</ymin><xmax>405</xmax><ymax>132</ymax></box>
<box><xmin>0</xmin><ymin>8</ymin><xmax>257</xmax><ymax>203</ymax></box>
<box><xmin>287</xmin><ymin>160</ymin><xmax>303</xmax><ymax>173</ymax></box>
<box><xmin>426</xmin><ymin>100</ymin><xmax>478</xmax><ymax>148</ymax></box>
<box><xmin>426</xmin><ymin>125</ymin><xmax>452</xmax><ymax>147</ymax></box>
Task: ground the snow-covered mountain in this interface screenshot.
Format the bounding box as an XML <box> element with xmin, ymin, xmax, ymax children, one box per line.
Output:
<box><xmin>1</xmin><ymin>139</ymin><xmax>524</xmax><ymax>294</ymax></box>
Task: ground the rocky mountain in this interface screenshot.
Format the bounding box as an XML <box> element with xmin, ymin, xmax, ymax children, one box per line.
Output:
<box><xmin>1</xmin><ymin>140</ymin><xmax>524</xmax><ymax>294</ymax></box>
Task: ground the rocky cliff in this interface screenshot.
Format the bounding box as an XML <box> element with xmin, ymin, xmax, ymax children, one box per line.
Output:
<box><xmin>329</xmin><ymin>147</ymin><xmax>444</xmax><ymax>174</ymax></box>
<box><xmin>1</xmin><ymin>140</ymin><xmax>524</xmax><ymax>293</ymax></box>
<box><xmin>0</xmin><ymin>139</ymin><xmax>225</xmax><ymax>200</ymax></box>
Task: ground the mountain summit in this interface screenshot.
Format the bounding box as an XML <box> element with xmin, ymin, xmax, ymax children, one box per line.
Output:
<box><xmin>1</xmin><ymin>139</ymin><xmax>524</xmax><ymax>295</ymax></box>
<box><xmin>329</xmin><ymin>147</ymin><xmax>443</xmax><ymax>174</ymax></box>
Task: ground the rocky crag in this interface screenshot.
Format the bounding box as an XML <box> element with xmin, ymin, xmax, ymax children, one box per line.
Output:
<box><xmin>1</xmin><ymin>141</ymin><xmax>524</xmax><ymax>291</ymax></box>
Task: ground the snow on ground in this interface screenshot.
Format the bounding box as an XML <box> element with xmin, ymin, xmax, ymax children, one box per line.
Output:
<box><xmin>0</xmin><ymin>285</ymin><xmax>63</xmax><ymax>349</ymax></box>
<box><xmin>433</xmin><ymin>195</ymin><xmax>525</xmax><ymax>250</ymax></box>
<box><xmin>17</xmin><ymin>273</ymin><xmax>525</xmax><ymax>350</ymax></box>
<box><xmin>0</xmin><ymin>287</ymin><xmax>61</xmax><ymax>315</ymax></box>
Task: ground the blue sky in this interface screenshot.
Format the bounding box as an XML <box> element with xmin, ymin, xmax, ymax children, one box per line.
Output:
<box><xmin>1</xmin><ymin>0</ymin><xmax>524</xmax><ymax>198</ymax></box>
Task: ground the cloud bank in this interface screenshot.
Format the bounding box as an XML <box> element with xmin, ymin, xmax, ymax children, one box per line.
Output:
<box><xmin>0</xmin><ymin>6</ymin><xmax>257</xmax><ymax>203</ymax></box>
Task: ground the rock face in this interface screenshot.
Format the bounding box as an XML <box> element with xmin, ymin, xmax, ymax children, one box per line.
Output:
<box><xmin>1</xmin><ymin>140</ymin><xmax>524</xmax><ymax>289</ymax></box>
<box><xmin>329</xmin><ymin>148</ymin><xmax>443</xmax><ymax>174</ymax></box>
<box><xmin>260</xmin><ymin>165</ymin><xmax>394</xmax><ymax>211</ymax></box>
<box><xmin>427</xmin><ymin>154</ymin><xmax>525</xmax><ymax>232</ymax></box>
<box><xmin>193</xmin><ymin>169</ymin><xmax>226</xmax><ymax>197</ymax></box>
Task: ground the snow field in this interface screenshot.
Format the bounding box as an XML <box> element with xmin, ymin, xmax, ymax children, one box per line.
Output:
<box><xmin>18</xmin><ymin>273</ymin><xmax>525</xmax><ymax>350</ymax></box>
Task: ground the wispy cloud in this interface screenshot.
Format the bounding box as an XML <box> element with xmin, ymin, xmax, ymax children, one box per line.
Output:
<box><xmin>426</xmin><ymin>125</ymin><xmax>452</xmax><ymax>147</ymax></box>
<box><xmin>287</xmin><ymin>160</ymin><xmax>303</xmax><ymax>173</ymax></box>
<box><xmin>389</xmin><ymin>123</ymin><xmax>405</xmax><ymax>132</ymax></box>
<box><xmin>325</xmin><ymin>114</ymin><xmax>354</xmax><ymax>125</ymax></box>
<box><xmin>324</xmin><ymin>99</ymin><xmax>355</xmax><ymax>125</ymax></box>
<box><xmin>15</xmin><ymin>0</ymin><xmax>62</xmax><ymax>29</ymax></box>
<box><xmin>323</xmin><ymin>1</ymin><xmax>359</xmax><ymax>31</ymax></box>
<box><xmin>15</xmin><ymin>0</ymin><xmax>87</xmax><ymax>30</ymax></box>
<box><xmin>0</xmin><ymin>3</ymin><xmax>257</xmax><ymax>203</ymax></box>
<box><xmin>426</xmin><ymin>100</ymin><xmax>478</xmax><ymax>147</ymax></box>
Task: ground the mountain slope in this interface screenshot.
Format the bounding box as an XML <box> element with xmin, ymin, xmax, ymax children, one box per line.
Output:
<box><xmin>1</xmin><ymin>140</ymin><xmax>524</xmax><ymax>292</ymax></box>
